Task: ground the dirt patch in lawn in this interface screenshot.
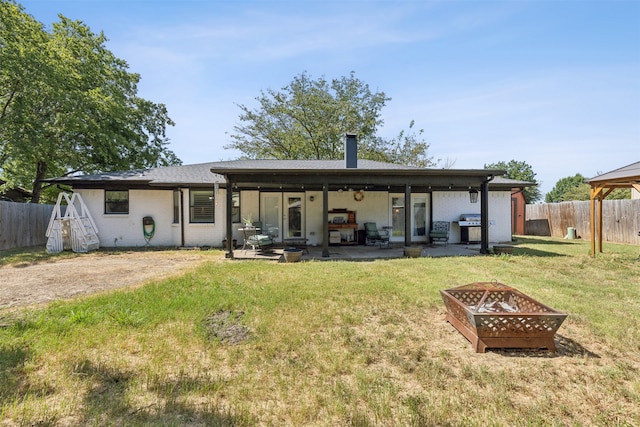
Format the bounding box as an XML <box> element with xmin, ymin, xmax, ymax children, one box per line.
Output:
<box><xmin>0</xmin><ymin>250</ymin><xmax>218</xmax><ymax>309</ymax></box>
<box><xmin>202</xmin><ymin>309</ymin><xmax>252</xmax><ymax>344</ymax></box>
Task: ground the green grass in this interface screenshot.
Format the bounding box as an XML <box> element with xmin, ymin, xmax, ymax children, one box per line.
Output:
<box><xmin>1</xmin><ymin>236</ymin><xmax>639</xmax><ymax>426</ymax></box>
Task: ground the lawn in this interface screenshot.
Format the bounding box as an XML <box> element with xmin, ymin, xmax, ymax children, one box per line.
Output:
<box><xmin>1</xmin><ymin>237</ymin><xmax>639</xmax><ymax>426</ymax></box>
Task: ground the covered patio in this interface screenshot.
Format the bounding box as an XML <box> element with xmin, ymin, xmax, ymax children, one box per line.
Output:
<box><xmin>211</xmin><ymin>135</ymin><xmax>507</xmax><ymax>259</ymax></box>
<box><xmin>230</xmin><ymin>242</ymin><xmax>483</xmax><ymax>261</ymax></box>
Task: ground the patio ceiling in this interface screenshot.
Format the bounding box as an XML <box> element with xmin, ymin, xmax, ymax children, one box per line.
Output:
<box><xmin>211</xmin><ymin>166</ymin><xmax>506</xmax><ymax>192</ymax></box>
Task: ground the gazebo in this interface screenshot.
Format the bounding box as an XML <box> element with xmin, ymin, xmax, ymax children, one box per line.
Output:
<box><xmin>587</xmin><ymin>161</ymin><xmax>640</xmax><ymax>255</ymax></box>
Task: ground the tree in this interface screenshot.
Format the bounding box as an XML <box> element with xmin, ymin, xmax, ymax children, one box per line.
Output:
<box><xmin>484</xmin><ymin>160</ymin><xmax>541</xmax><ymax>203</ymax></box>
<box><xmin>0</xmin><ymin>1</ymin><xmax>179</xmax><ymax>203</ymax></box>
<box><xmin>560</xmin><ymin>183</ymin><xmax>591</xmax><ymax>201</ymax></box>
<box><xmin>358</xmin><ymin>120</ymin><xmax>435</xmax><ymax>167</ymax></box>
<box><xmin>545</xmin><ymin>174</ymin><xmax>587</xmax><ymax>202</ymax></box>
<box><xmin>227</xmin><ymin>71</ymin><xmax>436</xmax><ymax>167</ymax></box>
<box><xmin>547</xmin><ymin>173</ymin><xmax>630</xmax><ymax>202</ymax></box>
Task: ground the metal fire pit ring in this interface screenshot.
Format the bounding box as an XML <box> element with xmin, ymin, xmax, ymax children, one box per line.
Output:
<box><xmin>441</xmin><ymin>282</ymin><xmax>567</xmax><ymax>353</ymax></box>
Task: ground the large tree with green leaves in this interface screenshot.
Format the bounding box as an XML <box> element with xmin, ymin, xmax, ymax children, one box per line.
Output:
<box><xmin>545</xmin><ymin>174</ymin><xmax>587</xmax><ymax>202</ymax></box>
<box><xmin>0</xmin><ymin>1</ymin><xmax>179</xmax><ymax>203</ymax></box>
<box><xmin>484</xmin><ymin>160</ymin><xmax>541</xmax><ymax>203</ymax></box>
<box><xmin>226</xmin><ymin>71</ymin><xmax>435</xmax><ymax>167</ymax></box>
<box><xmin>546</xmin><ymin>173</ymin><xmax>630</xmax><ymax>202</ymax></box>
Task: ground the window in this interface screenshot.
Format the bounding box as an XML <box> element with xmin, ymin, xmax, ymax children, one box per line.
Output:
<box><xmin>232</xmin><ymin>192</ymin><xmax>240</xmax><ymax>223</ymax></box>
<box><xmin>190</xmin><ymin>189</ymin><xmax>214</xmax><ymax>223</ymax></box>
<box><xmin>105</xmin><ymin>190</ymin><xmax>129</xmax><ymax>214</ymax></box>
<box><xmin>173</xmin><ymin>190</ymin><xmax>180</xmax><ymax>224</ymax></box>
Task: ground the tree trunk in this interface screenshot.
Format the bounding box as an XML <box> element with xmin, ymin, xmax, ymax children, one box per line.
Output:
<box><xmin>31</xmin><ymin>161</ymin><xmax>47</xmax><ymax>204</ymax></box>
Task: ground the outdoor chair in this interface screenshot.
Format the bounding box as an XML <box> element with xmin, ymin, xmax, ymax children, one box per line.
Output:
<box><xmin>429</xmin><ymin>221</ymin><xmax>450</xmax><ymax>246</ymax></box>
<box><xmin>364</xmin><ymin>222</ymin><xmax>390</xmax><ymax>248</ymax></box>
<box><xmin>242</xmin><ymin>223</ymin><xmax>274</xmax><ymax>252</ymax></box>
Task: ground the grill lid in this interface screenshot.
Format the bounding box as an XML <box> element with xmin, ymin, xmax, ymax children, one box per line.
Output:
<box><xmin>459</xmin><ymin>213</ymin><xmax>481</xmax><ymax>221</ymax></box>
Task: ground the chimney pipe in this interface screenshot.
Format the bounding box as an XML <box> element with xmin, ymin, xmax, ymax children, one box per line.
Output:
<box><xmin>345</xmin><ymin>133</ymin><xmax>357</xmax><ymax>168</ymax></box>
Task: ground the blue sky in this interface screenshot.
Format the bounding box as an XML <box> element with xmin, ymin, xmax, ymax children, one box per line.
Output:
<box><xmin>19</xmin><ymin>0</ymin><xmax>640</xmax><ymax>197</ymax></box>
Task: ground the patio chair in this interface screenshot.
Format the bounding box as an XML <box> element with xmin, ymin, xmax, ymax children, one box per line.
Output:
<box><xmin>242</xmin><ymin>223</ymin><xmax>274</xmax><ymax>252</ymax></box>
<box><xmin>429</xmin><ymin>221</ymin><xmax>450</xmax><ymax>246</ymax></box>
<box><xmin>364</xmin><ymin>222</ymin><xmax>390</xmax><ymax>248</ymax></box>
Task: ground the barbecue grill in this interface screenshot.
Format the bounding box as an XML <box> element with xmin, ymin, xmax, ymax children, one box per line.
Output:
<box><xmin>459</xmin><ymin>213</ymin><xmax>481</xmax><ymax>243</ymax></box>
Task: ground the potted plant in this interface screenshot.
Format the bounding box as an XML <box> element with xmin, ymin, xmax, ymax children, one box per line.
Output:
<box><xmin>283</xmin><ymin>247</ymin><xmax>303</xmax><ymax>263</ymax></box>
<box><xmin>241</xmin><ymin>213</ymin><xmax>253</xmax><ymax>227</ymax></box>
<box><xmin>404</xmin><ymin>246</ymin><xmax>422</xmax><ymax>258</ymax></box>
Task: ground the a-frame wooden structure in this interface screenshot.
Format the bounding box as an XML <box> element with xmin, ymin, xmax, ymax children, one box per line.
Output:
<box><xmin>587</xmin><ymin>161</ymin><xmax>640</xmax><ymax>256</ymax></box>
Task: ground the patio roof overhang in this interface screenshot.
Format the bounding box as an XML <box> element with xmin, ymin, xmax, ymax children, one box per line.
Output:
<box><xmin>209</xmin><ymin>166</ymin><xmax>505</xmax><ymax>192</ymax></box>
<box><xmin>212</xmin><ymin>163</ymin><xmax>507</xmax><ymax>259</ymax></box>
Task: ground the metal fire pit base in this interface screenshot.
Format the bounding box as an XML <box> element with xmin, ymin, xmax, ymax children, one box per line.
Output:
<box><xmin>441</xmin><ymin>282</ymin><xmax>567</xmax><ymax>353</ymax></box>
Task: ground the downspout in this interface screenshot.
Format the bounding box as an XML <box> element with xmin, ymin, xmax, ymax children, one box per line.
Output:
<box><xmin>480</xmin><ymin>174</ymin><xmax>494</xmax><ymax>254</ymax></box>
<box><xmin>180</xmin><ymin>188</ymin><xmax>185</xmax><ymax>247</ymax></box>
<box><xmin>225</xmin><ymin>177</ymin><xmax>234</xmax><ymax>259</ymax></box>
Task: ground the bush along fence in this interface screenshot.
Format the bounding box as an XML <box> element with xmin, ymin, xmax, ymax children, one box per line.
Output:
<box><xmin>525</xmin><ymin>199</ymin><xmax>640</xmax><ymax>245</ymax></box>
<box><xmin>0</xmin><ymin>201</ymin><xmax>55</xmax><ymax>250</ymax></box>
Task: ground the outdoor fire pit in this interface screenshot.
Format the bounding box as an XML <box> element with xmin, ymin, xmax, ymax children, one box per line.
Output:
<box><xmin>440</xmin><ymin>282</ymin><xmax>567</xmax><ymax>353</ymax></box>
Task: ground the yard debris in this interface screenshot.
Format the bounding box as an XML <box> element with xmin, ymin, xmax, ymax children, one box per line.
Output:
<box><xmin>202</xmin><ymin>310</ymin><xmax>251</xmax><ymax>345</ymax></box>
<box><xmin>473</xmin><ymin>300</ymin><xmax>518</xmax><ymax>313</ymax></box>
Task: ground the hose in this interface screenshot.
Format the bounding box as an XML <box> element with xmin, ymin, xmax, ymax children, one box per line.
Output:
<box><xmin>143</xmin><ymin>220</ymin><xmax>155</xmax><ymax>246</ymax></box>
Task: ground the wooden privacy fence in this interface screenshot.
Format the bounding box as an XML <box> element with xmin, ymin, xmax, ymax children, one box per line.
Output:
<box><xmin>525</xmin><ymin>199</ymin><xmax>640</xmax><ymax>245</ymax></box>
<box><xmin>0</xmin><ymin>201</ymin><xmax>56</xmax><ymax>250</ymax></box>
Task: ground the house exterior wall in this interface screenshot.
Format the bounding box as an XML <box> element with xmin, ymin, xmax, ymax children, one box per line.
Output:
<box><xmin>305</xmin><ymin>191</ymin><xmax>323</xmax><ymax>246</ymax></box>
<box><xmin>75</xmin><ymin>188</ymin><xmax>180</xmax><ymax>247</ymax></box>
<box><xmin>183</xmin><ymin>188</ymin><xmax>221</xmax><ymax>247</ymax></box>
<box><xmin>488</xmin><ymin>191</ymin><xmax>513</xmax><ymax>242</ymax></box>
<box><xmin>76</xmin><ymin>188</ymin><xmax>223</xmax><ymax>248</ymax></box>
<box><xmin>328</xmin><ymin>190</ymin><xmax>390</xmax><ymax>226</ymax></box>
<box><xmin>74</xmin><ymin>187</ymin><xmax>514</xmax><ymax>248</ymax></box>
<box><xmin>432</xmin><ymin>190</ymin><xmax>512</xmax><ymax>243</ymax></box>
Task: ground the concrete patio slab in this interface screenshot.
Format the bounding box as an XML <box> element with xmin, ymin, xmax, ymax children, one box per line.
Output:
<box><xmin>231</xmin><ymin>243</ymin><xmax>484</xmax><ymax>261</ymax></box>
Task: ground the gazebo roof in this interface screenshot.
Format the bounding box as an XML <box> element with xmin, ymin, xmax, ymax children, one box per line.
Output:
<box><xmin>586</xmin><ymin>160</ymin><xmax>640</xmax><ymax>256</ymax></box>
<box><xmin>587</xmin><ymin>161</ymin><xmax>640</xmax><ymax>190</ymax></box>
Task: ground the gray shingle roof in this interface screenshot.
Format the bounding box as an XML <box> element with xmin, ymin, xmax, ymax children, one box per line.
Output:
<box><xmin>48</xmin><ymin>159</ymin><xmax>526</xmax><ymax>189</ymax></box>
<box><xmin>206</xmin><ymin>159</ymin><xmax>422</xmax><ymax>170</ymax></box>
<box><xmin>587</xmin><ymin>161</ymin><xmax>640</xmax><ymax>184</ymax></box>
<box><xmin>48</xmin><ymin>162</ymin><xmax>226</xmax><ymax>186</ymax></box>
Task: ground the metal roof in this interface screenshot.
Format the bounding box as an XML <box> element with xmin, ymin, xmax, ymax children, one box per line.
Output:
<box><xmin>586</xmin><ymin>161</ymin><xmax>640</xmax><ymax>185</ymax></box>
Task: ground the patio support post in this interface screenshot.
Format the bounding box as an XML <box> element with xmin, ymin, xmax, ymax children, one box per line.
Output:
<box><xmin>322</xmin><ymin>182</ymin><xmax>330</xmax><ymax>257</ymax></box>
<box><xmin>598</xmin><ymin>191</ymin><xmax>604</xmax><ymax>253</ymax></box>
<box><xmin>480</xmin><ymin>177</ymin><xmax>492</xmax><ymax>254</ymax></box>
<box><xmin>590</xmin><ymin>188</ymin><xmax>596</xmax><ymax>256</ymax></box>
<box><xmin>225</xmin><ymin>178</ymin><xmax>234</xmax><ymax>259</ymax></box>
<box><xmin>404</xmin><ymin>184</ymin><xmax>411</xmax><ymax>247</ymax></box>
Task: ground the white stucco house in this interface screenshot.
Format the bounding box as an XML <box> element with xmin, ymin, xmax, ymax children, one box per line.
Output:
<box><xmin>48</xmin><ymin>135</ymin><xmax>531</xmax><ymax>257</ymax></box>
